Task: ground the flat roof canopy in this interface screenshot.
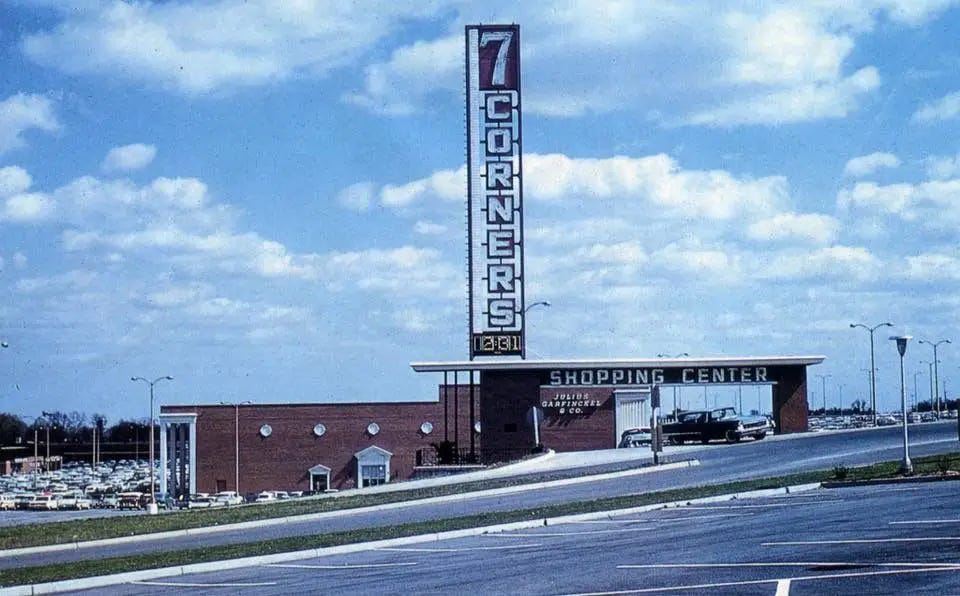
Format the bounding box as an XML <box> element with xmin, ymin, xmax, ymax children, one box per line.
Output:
<box><xmin>411</xmin><ymin>356</ymin><xmax>826</xmax><ymax>373</ymax></box>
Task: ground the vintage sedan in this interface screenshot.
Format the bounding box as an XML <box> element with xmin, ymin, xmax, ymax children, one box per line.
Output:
<box><xmin>663</xmin><ymin>407</ymin><xmax>772</xmax><ymax>444</ymax></box>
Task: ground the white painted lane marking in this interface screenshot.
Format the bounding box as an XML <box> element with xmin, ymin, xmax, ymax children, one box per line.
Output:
<box><xmin>775</xmin><ymin>579</ymin><xmax>791</xmax><ymax>596</ymax></box>
<box><xmin>618</xmin><ymin>562</ymin><xmax>960</xmax><ymax>569</ymax></box>
<box><xmin>131</xmin><ymin>581</ymin><xmax>278</xmax><ymax>587</ymax></box>
<box><xmin>555</xmin><ymin>565</ymin><xmax>960</xmax><ymax>595</ymax></box>
<box><xmin>267</xmin><ymin>562</ymin><xmax>418</xmax><ymax>569</ymax></box>
<box><xmin>484</xmin><ymin>528</ymin><xmax>642</xmax><ymax>538</ymax></box>
<box><xmin>375</xmin><ymin>543</ymin><xmax>541</xmax><ymax>552</ymax></box>
<box><xmin>765</xmin><ymin>537</ymin><xmax>960</xmax><ymax>546</ymax></box>
<box><xmin>890</xmin><ymin>519</ymin><xmax>960</xmax><ymax>525</ymax></box>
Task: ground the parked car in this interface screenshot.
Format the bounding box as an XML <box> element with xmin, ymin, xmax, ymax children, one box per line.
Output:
<box><xmin>117</xmin><ymin>492</ymin><xmax>144</xmax><ymax>510</ymax></box>
<box><xmin>187</xmin><ymin>495</ymin><xmax>217</xmax><ymax>509</ymax></box>
<box><xmin>214</xmin><ymin>491</ymin><xmax>244</xmax><ymax>506</ymax></box>
<box><xmin>662</xmin><ymin>407</ymin><xmax>772</xmax><ymax>444</ymax></box>
<box><xmin>618</xmin><ymin>427</ymin><xmax>652</xmax><ymax>448</ymax></box>
<box><xmin>0</xmin><ymin>494</ymin><xmax>16</xmax><ymax>510</ymax></box>
<box><xmin>28</xmin><ymin>495</ymin><xmax>59</xmax><ymax>511</ymax></box>
<box><xmin>254</xmin><ymin>491</ymin><xmax>277</xmax><ymax>503</ymax></box>
<box><xmin>14</xmin><ymin>493</ymin><xmax>35</xmax><ymax>510</ymax></box>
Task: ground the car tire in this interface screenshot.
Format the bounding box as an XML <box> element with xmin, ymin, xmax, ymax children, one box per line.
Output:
<box><xmin>755</xmin><ymin>432</ymin><xmax>766</xmax><ymax>440</ymax></box>
<box><xmin>700</xmin><ymin>434</ymin><xmax>710</xmax><ymax>444</ymax></box>
<box><xmin>725</xmin><ymin>430</ymin><xmax>741</xmax><ymax>443</ymax></box>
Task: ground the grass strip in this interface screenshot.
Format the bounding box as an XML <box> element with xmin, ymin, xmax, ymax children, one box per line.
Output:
<box><xmin>1</xmin><ymin>471</ymin><xmax>830</xmax><ymax>587</ymax></box>
<box><xmin>3</xmin><ymin>451</ymin><xmax>959</xmax><ymax>552</ymax></box>
<box><xmin>0</xmin><ymin>459</ymin><xmax>678</xmax><ymax>550</ymax></box>
<box><xmin>8</xmin><ymin>452</ymin><xmax>960</xmax><ymax>588</ymax></box>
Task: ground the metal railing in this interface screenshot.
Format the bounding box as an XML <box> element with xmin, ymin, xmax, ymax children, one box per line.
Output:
<box><xmin>415</xmin><ymin>446</ymin><xmax>536</xmax><ymax>467</ymax></box>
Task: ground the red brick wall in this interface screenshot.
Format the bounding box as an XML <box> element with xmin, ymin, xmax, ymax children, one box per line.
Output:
<box><xmin>538</xmin><ymin>386</ymin><xmax>616</xmax><ymax>451</ymax></box>
<box><xmin>771</xmin><ymin>365</ymin><xmax>809</xmax><ymax>433</ymax></box>
<box><xmin>163</xmin><ymin>389</ymin><xmax>478</xmax><ymax>494</ymax></box>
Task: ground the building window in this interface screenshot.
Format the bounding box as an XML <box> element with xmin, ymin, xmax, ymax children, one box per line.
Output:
<box><xmin>354</xmin><ymin>445</ymin><xmax>392</xmax><ymax>489</ymax></box>
<box><xmin>361</xmin><ymin>465</ymin><xmax>386</xmax><ymax>487</ymax></box>
<box><xmin>308</xmin><ymin>464</ymin><xmax>331</xmax><ymax>493</ymax></box>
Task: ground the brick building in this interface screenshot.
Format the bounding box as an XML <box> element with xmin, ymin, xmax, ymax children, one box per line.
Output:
<box><xmin>160</xmin><ymin>355</ymin><xmax>822</xmax><ymax>499</ymax></box>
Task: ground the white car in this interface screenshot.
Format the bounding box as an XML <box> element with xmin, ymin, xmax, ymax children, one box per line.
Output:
<box><xmin>214</xmin><ymin>491</ymin><xmax>244</xmax><ymax>506</ymax></box>
<box><xmin>254</xmin><ymin>491</ymin><xmax>277</xmax><ymax>503</ymax></box>
<box><xmin>28</xmin><ymin>495</ymin><xmax>59</xmax><ymax>511</ymax></box>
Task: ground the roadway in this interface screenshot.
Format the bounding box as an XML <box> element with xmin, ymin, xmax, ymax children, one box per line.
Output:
<box><xmin>70</xmin><ymin>476</ymin><xmax>960</xmax><ymax>594</ymax></box>
<box><xmin>3</xmin><ymin>421</ymin><xmax>957</xmax><ymax>572</ymax></box>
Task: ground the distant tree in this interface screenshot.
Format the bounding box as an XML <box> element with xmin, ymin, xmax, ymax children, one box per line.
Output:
<box><xmin>0</xmin><ymin>413</ymin><xmax>27</xmax><ymax>446</ymax></box>
<box><xmin>107</xmin><ymin>419</ymin><xmax>148</xmax><ymax>443</ymax></box>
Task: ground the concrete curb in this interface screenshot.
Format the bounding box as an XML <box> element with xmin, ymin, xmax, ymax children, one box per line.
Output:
<box><xmin>0</xmin><ymin>481</ymin><xmax>822</xmax><ymax>595</ymax></box>
<box><xmin>822</xmin><ymin>474</ymin><xmax>960</xmax><ymax>489</ymax></box>
<box><xmin>0</xmin><ymin>459</ymin><xmax>698</xmax><ymax>559</ymax></box>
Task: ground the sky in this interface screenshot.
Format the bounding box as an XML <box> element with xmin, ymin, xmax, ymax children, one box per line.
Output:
<box><xmin>2</xmin><ymin>0</ymin><xmax>960</xmax><ymax>422</ymax></box>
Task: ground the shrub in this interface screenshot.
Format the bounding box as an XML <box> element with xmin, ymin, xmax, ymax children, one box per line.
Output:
<box><xmin>832</xmin><ymin>464</ymin><xmax>849</xmax><ymax>480</ymax></box>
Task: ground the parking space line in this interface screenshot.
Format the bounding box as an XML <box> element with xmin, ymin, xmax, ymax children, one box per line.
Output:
<box><xmin>890</xmin><ymin>519</ymin><xmax>960</xmax><ymax>525</ymax></box>
<box><xmin>375</xmin><ymin>543</ymin><xmax>541</xmax><ymax>552</ymax></box>
<box><xmin>674</xmin><ymin>501</ymin><xmax>831</xmax><ymax>510</ymax></box>
<box><xmin>775</xmin><ymin>579</ymin><xmax>791</xmax><ymax>596</ymax></box>
<box><xmin>484</xmin><ymin>528</ymin><xmax>641</xmax><ymax>538</ymax></box>
<box><xmin>618</xmin><ymin>562</ymin><xmax>960</xmax><ymax>569</ymax></box>
<box><xmin>266</xmin><ymin>562</ymin><xmax>418</xmax><ymax>570</ymax></box>
<box><xmin>556</xmin><ymin>564</ymin><xmax>960</xmax><ymax>595</ymax></box>
<box><xmin>764</xmin><ymin>537</ymin><xmax>960</xmax><ymax>546</ymax></box>
<box><xmin>131</xmin><ymin>581</ymin><xmax>279</xmax><ymax>587</ymax></box>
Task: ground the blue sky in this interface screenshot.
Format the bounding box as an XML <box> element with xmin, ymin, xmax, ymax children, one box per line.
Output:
<box><xmin>2</xmin><ymin>1</ymin><xmax>960</xmax><ymax>422</ymax></box>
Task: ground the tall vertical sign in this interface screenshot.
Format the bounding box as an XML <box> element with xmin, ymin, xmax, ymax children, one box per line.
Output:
<box><xmin>466</xmin><ymin>24</ymin><xmax>525</xmax><ymax>359</ymax></box>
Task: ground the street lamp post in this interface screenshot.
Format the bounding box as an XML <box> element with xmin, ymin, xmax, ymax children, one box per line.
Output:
<box><xmin>918</xmin><ymin>339</ymin><xmax>951</xmax><ymax>416</ymax></box>
<box><xmin>913</xmin><ymin>370</ymin><xmax>922</xmax><ymax>412</ymax></box>
<box><xmin>838</xmin><ymin>384</ymin><xmax>845</xmax><ymax>416</ymax></box>
<box><xmin>815</xmin><ymin>374</ymin><xmax>831</xmax><ymax>416</ymax></box>
<box><xmin>522</xmin><ymin>301</ymin><xmax>551</xmax><ymax>360</ymax></box>
<box><xmin>890</xmin><ymin>335</ymin><xmax>913</xmax><ymax>474</ymax></box>
<box><xmin>131</xmin><ymin>375</ymin><xmax>173</xmax><ymax>511</ymax></box>
<box><xmin>220</xmin><ymin>400</ymin><xmax>252</xmax><ymax>495</ymax></box>
<box><xmin>850</xmin><ymin>322</ymin><xmax>893</xmax><ymax>426</ymax></box>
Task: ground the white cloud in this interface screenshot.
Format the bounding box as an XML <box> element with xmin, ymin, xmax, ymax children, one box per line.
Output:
<box><xmin>843</xmin><ymin>152</ymin><xmax>901</xmax><ymax>177</ymax></box>
<box><xmin>0</xmin><ymin>166</ymin><xmax>33</xmax><ymax>196</ymax></box>
<box><xmin>337</xmin><ymin>182</ymin><xmax>376</xmax><ymax>212</ymax></box>
<box><xmin>913</xmin><ymin>90</ymin><xmax>960</xmax><ymax>122</ymax></box>
<box><xmin>413</xmin><ymin>220</ymin><xmax>447</xmax><ymax>235</ymax></box>
<box><xmin>2</xmin><ymin>192</ymin><xmax>55</xmax><ymax>223</ymax></box>
<box><xmin>379</xmin><ymin>166</ymin><xmax>463</xmax><ymax>208</ymax></box>
<box><xmin>0</xmin><ymin>93</ymin><xmax>59</xmax><ymax>153</ymax></box>
<box><xmin>761</xmin><ymin>246</ymin><xmax>881</xmax><ymax>281</ymax></box>
<box><xmin>22</xmin><ymin>1</ymin><xmax>448</xmax><ymax>95</ymax></box>
<box><xmin>686</xmin><ymin>67</ymin><xmax>880</xmax><ymax>126</ymax></box>
<box><xmin>902</xmin><ymin>253</ymin><xmax>960</xmax><ymax>281</ymax></box>
<box><xmin>837</xmin><ymin>179</ymin><xmax>960</xmax><ymax>224</ymax></box>
<box><xmin>747</xmin><ymin>212</ymin><xmax>839</xmax><ymax>245</ymax></box>
<box><xmin>925</xmin><ymin>154</ymin><xmax>960</xmax><ymax>180</ymax></box>
<box><xmin>345</xmin><ymin>35</ymin><xmax>462</xmax><ymax>116</ymax></box>
<box><xmin>375</xmin><ymin>154</ymin><xmax>788</xmax><ymax>221</ymax></box>
<box><xmin>725</xmin><ymin>8</ymin><xmax>853</xmax><ymax>86</ymax></box>
<box><xmin>101</xmin><ymin>143</ymin><xmax>157</xmax><ymax>172</ymax></box>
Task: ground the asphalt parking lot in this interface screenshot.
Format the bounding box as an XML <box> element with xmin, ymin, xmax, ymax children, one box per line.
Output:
<box><xmin>64</xmin><ymin>479</ymin><xmax>960</xmax><ymax>595</ymax></box>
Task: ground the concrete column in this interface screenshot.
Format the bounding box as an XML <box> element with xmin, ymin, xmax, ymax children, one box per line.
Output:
<box><xmin>158</xmin><ymin>420</ymin><xmax>168</xmax><ymax>501</ymax></box>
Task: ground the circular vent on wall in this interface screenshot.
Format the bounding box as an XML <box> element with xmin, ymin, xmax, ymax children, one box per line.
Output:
<box><xmin>313</xmin><ymin>423</ymin><xmax>326</xmax><ymax>437</ymax></box>
<box><xmin>259</xmin><ymin>424</ymin><xmax>273</xmax><ymax>438</ymax></box>
<box><xmin>367</xmin><ymin>422</ymin><xmax>380</xmax><ymax>436</ymax></box>
<box><xmin>420</xmin><ymin>421</ymin><xmax>433</xmax><ymax>435</ymax></box>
